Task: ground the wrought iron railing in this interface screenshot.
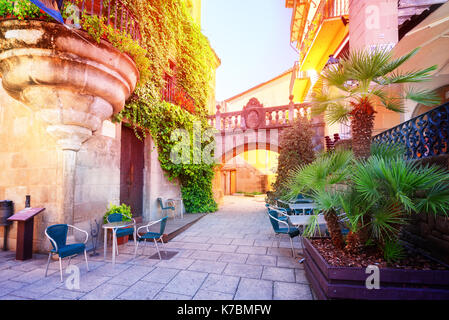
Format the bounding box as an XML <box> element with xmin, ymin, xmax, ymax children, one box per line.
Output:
<box><xmin>161</xmin><ymin>78</ymin><xmax>197</xmax><ymax>113</ymax></box>
<box><xmin>66</xmin><ymin>0</ymin><xmax>141</xmax><ymax>42</ymax></box>
<box><xmin>373</xmin><ymin>102</ymin><xmax>449</xmax><ymax>160</ymax></box>
<box><xmin>0</xmin><ymin>0</ymin><xmax>141</xmax><ymax>42</ymax></box>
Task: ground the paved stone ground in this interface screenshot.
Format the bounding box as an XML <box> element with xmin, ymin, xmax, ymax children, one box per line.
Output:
<box><xmin>0</xmin><ymin>196</ymin><xmax>313</xmax><ymax>300</ymax></box>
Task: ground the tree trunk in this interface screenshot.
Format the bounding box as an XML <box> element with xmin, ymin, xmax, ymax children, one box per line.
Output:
<box><xmin>324</xmin><ymin>209</ymin><xmax>345</xmax><ymax>250</ymax></box>
<box><xmin>350</xmin><ymin>98</ymin><xmax>376</xmax><ymax>159</ymax></box>
<box><xmin>345</xmin><ymin>231</ymin><xmax>362</xmax><ymax>253</ymax></box>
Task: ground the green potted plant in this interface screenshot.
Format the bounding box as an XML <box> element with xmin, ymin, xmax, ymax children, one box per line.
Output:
<box><xmin>104</xmin><ymin>203</ymin><xmax>133</xmax><ymax>245</ymax></box>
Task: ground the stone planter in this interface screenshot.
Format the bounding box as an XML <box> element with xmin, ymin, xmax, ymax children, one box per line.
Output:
<box><xmin>303</xmin><ymin>237</ymin><xmax>449</xmax><ymax>300</ymax></box>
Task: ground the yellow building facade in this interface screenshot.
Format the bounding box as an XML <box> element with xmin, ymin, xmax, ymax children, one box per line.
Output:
<box><xmin>285</xmin><ymin>0</ymin><xmax>449</xmax><ymax>139</ymax></box>
<box><xmin>219</xmin><ymin>70</ymin><xmax>298</xmax><ymax>194</ymax></box>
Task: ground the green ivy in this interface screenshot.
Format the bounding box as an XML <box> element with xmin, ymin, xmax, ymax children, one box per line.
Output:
<box><xmin>1</xmin><ymin>0</ymin><xmax>218</xmax><ymax>213</ymax></box>
<box><xmin>0</xmin><ymin>0</ymin><xmax>41</xmax><ymax>20</ymax></box>
<box><xmin>116</xmin><ymin>90</ymin><xmax>218</xmax><ymax>213</ymax></box>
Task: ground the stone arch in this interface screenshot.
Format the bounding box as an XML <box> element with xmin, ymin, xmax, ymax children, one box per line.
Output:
<box><xmin>220</xmin><ymin>141</ymin><xmax>282</xmax><ymax>164</ymax></box>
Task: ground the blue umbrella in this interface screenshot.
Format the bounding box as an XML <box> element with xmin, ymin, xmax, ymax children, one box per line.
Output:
<box><xmin>28</xmin><ymin>0</ymin><xmax>65</xmax><ymax>24</ymax></box>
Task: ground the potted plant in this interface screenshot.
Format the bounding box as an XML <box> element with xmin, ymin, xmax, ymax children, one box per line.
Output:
<box><xmin>286</xmin><ymin>147</ymin><xmax>449</xmax><ymax>299</ymax></box>
<box><xmin>104</xmin><ymin>203</ymin><xmax>133</xmax><ymax>245</ymax></box>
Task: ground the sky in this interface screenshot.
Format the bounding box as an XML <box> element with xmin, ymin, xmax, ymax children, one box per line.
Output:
<box><xmin>201</xmin><ymin>0</ymin><xmax>298</xmax><ymax>102</ymax></box>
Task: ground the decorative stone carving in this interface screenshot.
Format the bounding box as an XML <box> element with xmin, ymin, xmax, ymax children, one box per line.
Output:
<box><xmin>242</xmin><ymin>98</ymin><xmax>264</xmax><ymax>130</ymax></box>
<box><xmin>0</xmin><ymin>19</ymin><xmax>139</xmax><ymax>151</ymax></box>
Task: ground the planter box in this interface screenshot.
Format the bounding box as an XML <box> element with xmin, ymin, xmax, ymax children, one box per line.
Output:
<box><xmin>303</xmin><ymin>237</ymin><xmax>449</xmax><ymax>300</ymax></box>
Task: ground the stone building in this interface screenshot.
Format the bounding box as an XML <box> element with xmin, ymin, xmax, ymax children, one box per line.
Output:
<box><xmin>0</xmin><ymin>0</ymin><xmax>219</xmax><ymax>253</ymax></box>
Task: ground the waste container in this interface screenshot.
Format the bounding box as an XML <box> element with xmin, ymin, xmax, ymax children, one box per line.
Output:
<box><xmin>0</xmin><ymin>200</ymin><xmax>13</xmax><ymax>250</ymax></box>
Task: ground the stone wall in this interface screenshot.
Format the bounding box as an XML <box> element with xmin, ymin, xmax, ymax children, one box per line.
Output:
<box><xmin>143</xmin><ymin>136</ymin><xmax>182</xmax><ymax>221</ymax></box>
<box><xmin>0</xmin><ymin>83</ymin><xmax>64</xmax><ymax>252</ymax></box>
<box><xmin>401</xmin><ymin>154</ymin><xmax>449</xmax><ymax>265</ymax></box>
<box><xmin>72</xmin><ymin>121</ymin><xmax>122</xmax><ymax>237</ymax></box>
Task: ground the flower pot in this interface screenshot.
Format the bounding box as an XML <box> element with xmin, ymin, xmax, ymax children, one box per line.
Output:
<box><xmin>303</xmin><ymin>237</ymin><xmax>449</xmax><ymax>300</ymax></box>
<box><xmin>116</xmin><ymin>235</ymin><xmax>129</xmax><ymax>245</ymax></box>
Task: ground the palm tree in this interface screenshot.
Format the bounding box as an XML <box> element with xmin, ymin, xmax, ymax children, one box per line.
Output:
<box><xmin>284</xmin><ymin>150</ymin><xmax>353</xmax><ymax>249</ymax></box>
<box><xmin>312</xmin><ymin>47</ymin><xmax>440</xmax><ymax>159</ymax></box>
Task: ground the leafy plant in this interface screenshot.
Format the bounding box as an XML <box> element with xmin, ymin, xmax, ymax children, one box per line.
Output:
<box><xmin>312</xmin><ymin>46</ymin><xmax>440</xmax><ymax>159</ymax></box>
<box><xmin>383</xmin><ymin>240</ymin><xmax>406</xmax><ymax>263</ymax></box>
<box><xmin>285</xmin><ymin>149</ymin><xmax>354</xmax><ymax>249</ymax></box>
<box><xmin>0</xmin><ymin>0</ymin><xmax>41</xmax><ymax>20</ymax></box>
<box><xmin>268</xmin><ymin>117</ymin><xmax>316</xmax><ymax>204</ymax></box>
<box><xmin>103</xmin><ymin>203</ymin><xmax>132</xmax><ymax>224</ymax></box>
<box><xmin>286</xmin><ymin>147</ymin><xmax>449</xmax><ymax>262</ymax></box>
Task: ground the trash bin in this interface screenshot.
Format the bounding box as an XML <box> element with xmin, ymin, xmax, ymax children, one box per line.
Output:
<box><xmin>0</xmin><ymin>200</ymin><xmax>13</xmax><ymax>251</ymax></box>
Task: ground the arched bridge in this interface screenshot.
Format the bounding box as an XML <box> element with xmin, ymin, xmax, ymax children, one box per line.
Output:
<box><xmin>208</xmin><ymin>98</ymin><xmax>325</xmax><ymax>163</ymax></box>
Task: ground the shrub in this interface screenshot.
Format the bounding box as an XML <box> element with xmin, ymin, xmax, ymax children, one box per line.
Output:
<box><xmin>268</xmin><ymin>117</ymin><xmax>315</xmax><ymax>203</ymax></box>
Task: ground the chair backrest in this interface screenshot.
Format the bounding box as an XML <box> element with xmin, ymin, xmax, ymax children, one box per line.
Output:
<box><xmin>107</xmin><ymin>213</ymin><xmax>123</xmax><ymax>223</ymax></box>
<box><xmin>159</xmin><ymin>216</ymin><xmax>169</xmax><ymax>234</ymax></box>
<box><xmin>157</xmin><ymin>198</ymin><xmax>166</xmax><ymax>210</ymax></box>
<box><xmin>46</xmin><ymin>224</ymin><xmax>68</xmax><ymax>251</ymax></box>
<box><xmin>267</xmin><ymin>210</ymin><xmax>280</xmax><ymax>232</ymax></box>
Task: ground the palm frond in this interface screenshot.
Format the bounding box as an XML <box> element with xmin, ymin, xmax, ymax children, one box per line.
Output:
<box><xmin>325</xmin><ymin>102</ymin><xmax>351</xmax><ymax>125</ymax></box>
<box><xmin>377</xmin><ymin>65</ymin><xmax>437</xmax><ymax>85</ymax></box>
<box><xmin>404</xmin><ymin>88</ymin><xmax>441</xmax><ymax>106</ymax></box>
<box><xmin>378</xmin><ymin>47</ymin><xmax>420</xmax><ymax>75</ymax></box>
<box><xmin>343</xmin><ymin>47</ymin><xmax>392</xmax><ymax>82</ymax></box>
<box><xmin>370</xmin><ymin>88</ymin><xmax>404</xmax><ymax>113</ymax></box>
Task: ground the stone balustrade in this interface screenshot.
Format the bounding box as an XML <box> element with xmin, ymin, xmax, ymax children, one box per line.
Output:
<box><xmin>208</xmin><ymin>98</ymin><xmax>311</xmax><ymax>132</ymax></box>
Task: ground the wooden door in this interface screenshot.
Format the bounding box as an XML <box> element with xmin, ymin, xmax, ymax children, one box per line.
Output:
<box><xmin>120</xmin><ymin>125</ymin><xmax>144</xmax><ymax>218</ymax></box>
<box><xmin>230</xmin><ymin>170</ymin><xmax>236</xmax><ymax>195</ymax></box>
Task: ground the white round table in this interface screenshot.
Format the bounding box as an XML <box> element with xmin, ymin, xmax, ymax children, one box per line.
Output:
<box><xmin>102</xmin><ymin>221</ymin><xmax>135</xmax><ymax>266</ymax></box>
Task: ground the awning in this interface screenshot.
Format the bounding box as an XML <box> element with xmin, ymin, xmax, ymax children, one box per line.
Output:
<box><xmin>29</xmin><ymin>0</ymin><xmax>64</xmax><ymax>24</ymax></box>
<box><xmin>394</xmin><ymin>1</ymin><xmax>449</xmax><ymax>77</ymax></box>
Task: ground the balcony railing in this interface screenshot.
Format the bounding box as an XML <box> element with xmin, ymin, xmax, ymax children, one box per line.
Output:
<box><xmin>373</xmin><ymin>102</ymin><xmax>449</xmax><ymax>160</ymax></box>
<box><xmin>162</xmin><ymin>78</ymin><xmax>197</xmax><ymax>113</ymax></box>
<box><xmin>299</xmin><ymin>0</ymin><xmax>348</xmax><ymax>62</ymax></box>
<box><xmin>66</xmin><ymin>0</ymin><xmax>141</xmax><ymax>42</ymax></box>
<box><xmin>208</xmin><ymin>103</ymin><xmax>311</xmax><ymax>132</ymax></box>
<box><xmin>0</xmin><ymin>0</ymin><xmax>141</xmax><ymax>42</ymax></box>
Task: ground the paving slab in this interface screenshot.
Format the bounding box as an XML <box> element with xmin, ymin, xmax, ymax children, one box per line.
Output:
<box><xmin>273</xmin><ymin>282</ymin><xmax>312</xmax><ymax>300</ymax></box>
<box><xmin>117</xmin><ymin>281</ymin><xmax>165</xmax><ymax>300</ymax></box>
<box><xmin>199</xmin><ymin>274</ymin><xmax>240</xmax><ymax>295</ymax></box>
<box><xmin>234</xmin><ymin>278</ymin><xmax>273</xmax><ymax>300</ymax></box>
<box><xmin>163</xmin><ymin>270</ymin><xmax>208</xmax><ymax>296</ymax></box>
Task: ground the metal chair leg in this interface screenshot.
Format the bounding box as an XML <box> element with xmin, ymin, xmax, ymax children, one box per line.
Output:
<box><xmin>45</xmin><ymin>252</ymin><xmax>51</xmax><ymax>277</ymax></box>
<box><xmin>133</xmin><ymin>230</ymin><xmax>137</xmax><ymax>254</ymax></box>
<box><xmin>134</xmin><ymin>240</ymin><xmax>140</xmax><ymax>258</ymax></box>
<box><xmin>58</xmin><ymin>257</ymin><xmax>63</xmax><ymax>282</ymax></box>
<box><xmin>154</xmin><ymin>239</ymin><xmax>161</xmax><ymax>260</ymax></box>
<box><xmin>84</xmin><ymin>250</ymin><xmax>89</xmax><ymax>272</ymax></box>
<box><xmin>115</xmin><ymin>236</ymin><xmax>119</xmax><ymax>256</ymax></box>
<box><xmin>142</xmin><ymin>239</ymin><xmax>147</xmax><ymax>256</ymax></box>
<box><xmin>160</xmin><ymin>237</ymin><xmax>167</xmax><ymax>256</ymax></box>
<box><xmin>289</xmin><ymin>237</ymin><xmax>294</xmax><ymax>257</ymax></box>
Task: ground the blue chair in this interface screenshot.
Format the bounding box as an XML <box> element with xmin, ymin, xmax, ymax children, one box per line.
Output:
<box><xmin>134</xmin><ymin>216</ymin><xmax>169</xmax><ymax>260</ymax></box>
<box><xmin>265</xmin><ymin>204</ymin><xmax>288</xmax><ymax>222</ymax></box>
<box><xmin>45</xmin><ymin>224</ymin><xmax>89</xmax><ymax>282</ymax></box>
<box><xmin>157</xmin><ymin>198</ymin><xmax>176</xmax><ymax>219</ymax></box>
<box><xmin>266</xmin><ymin>208</ymin><xmax>301</xmax><ymax>257</ymax></box>
<box><xmin>107</xmin><ymin>213</ymin><xmax>137</xmax><ymax>256</ymax></box>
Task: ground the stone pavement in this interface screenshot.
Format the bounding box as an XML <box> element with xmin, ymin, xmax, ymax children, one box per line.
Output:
<box><xmin>0</xmin><ymin>196</ymin><xmax>313</xmax><ymax>300</ymax></box>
